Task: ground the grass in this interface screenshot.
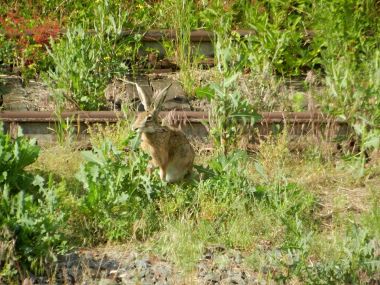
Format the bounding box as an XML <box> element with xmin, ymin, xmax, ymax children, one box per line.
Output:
<box><xmin>1</xmin><ymin>0</ymin><xmax>380</xmax><ymax>283</ymax></box>
<box><xmin>1</xmin><ymin>120</ymin><xmax>379</xmax><ymax>283</ymax></box>
<box><xmin>28</xmin><ymin>145</ymin><xmax>83</xmax><ymax>179</ymax></box>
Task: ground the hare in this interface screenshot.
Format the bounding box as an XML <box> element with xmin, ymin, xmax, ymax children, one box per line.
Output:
<box><xmin>131</xmin><ymin>82</ymin><xmax>195</xmax><ymax>183</ymax></box>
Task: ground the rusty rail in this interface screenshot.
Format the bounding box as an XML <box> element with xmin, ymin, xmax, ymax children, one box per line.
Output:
<box><xmin>13</xmin><ymin>29</ymin><xmax>315</xmax><ymax>43</ymax></box>
<box><xmin>0</xmin><ymin>111</ymin><xmax>349</xmax><ymax>145</ymax></box>
<box><xmin>133</xmin><ymin>29</ymin><xmax>256</xmax><ymax>42</ymax></box>
<box><xmin>14</xmin><ymin>29</ymin><xmax>256</xmax><ymax>42</ymax></box>
<box><xmin>0</xmin><ymin>111</ymin><xmax>342</xmax><ymax>124</ymax></box>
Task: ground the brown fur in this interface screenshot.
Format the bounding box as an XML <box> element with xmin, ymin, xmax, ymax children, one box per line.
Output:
<box><xmin>132</xmin><ymin>84</ymin><xmax>195</xmax><ymax>183</ymax></box>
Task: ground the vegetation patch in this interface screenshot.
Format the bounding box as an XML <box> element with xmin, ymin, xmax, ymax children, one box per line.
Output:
<box><xmin>0</xmin><ymin>0</ymin><xmax>379</xmax><ymax>284</ymax></box>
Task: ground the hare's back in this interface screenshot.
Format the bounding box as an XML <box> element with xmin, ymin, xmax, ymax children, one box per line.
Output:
<box><xmin>168</xmin><ymin>130</ymin><xmax>194</xmax><ymax>159</ymax></box>
<box><xmin>165</xmin><ymin>130</ymin><xmax>194</xmax><ymax>182</ymax></box>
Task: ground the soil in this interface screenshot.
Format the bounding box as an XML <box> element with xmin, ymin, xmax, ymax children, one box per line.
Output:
<box><xmin>24</xmin><ymin>245</ymin><xmax>264</xmax><ymax>285</ymax></box>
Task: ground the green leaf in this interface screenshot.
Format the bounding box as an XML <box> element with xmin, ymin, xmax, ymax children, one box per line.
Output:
<box><xmin>32</xmin><ymin>175</ymin><xmax>45</xmax><ymax>189</ymax></box>
<box><xmin>195</xmin><ymin>86</ymin><xmax>214</xmax><ymax>100</ymax></box>
<box><xmin>223</xmin><ymin>72</ymin><xmax>241</xmax><ymax>88</ymax></box>
<box><xmin>81</xmin><ymin>150</ymin><xmax>105</xmax><ymax>165</ymax></box>
<box><xmin>363</xmin><ymin>131</ymin><xmax>380</xmax><ymax>149</ymax></box>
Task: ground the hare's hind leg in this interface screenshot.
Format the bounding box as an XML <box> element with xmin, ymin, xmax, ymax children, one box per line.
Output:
<box><xmin>166</xmin><ymin>161</ymin><xmax>191</xmax><ymax>183</ymax></box>
<box><xmin>159</xmin><ymin>167</ymin><xmax>167</xmax><ymax>182</ymax></box>
<box><xmin>146</xmin><ymin>161</ymin><xmax>156</xmax><ymax>175</ymax></box>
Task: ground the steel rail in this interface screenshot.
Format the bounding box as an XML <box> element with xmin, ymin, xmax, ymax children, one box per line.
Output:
<box><xmin>14</xmin><ymin>29</ymin><xmax>256</xmax><ymax>42</ymax></box>
<box><xmin>13</xmin><ymin>29</ymin><xmax>316</xmax><ymax>42</ymax></box>
<box><xmin>0</xmin><ymin>111</ymin><xmax>343</xmax><ymax>124</ymax></box>
<box><xmin>131</xmin><ymin>29</ymin><xmax>256</xmax><ymax>42</ymax></box>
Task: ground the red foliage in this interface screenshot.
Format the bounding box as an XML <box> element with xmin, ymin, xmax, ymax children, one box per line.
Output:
<box><xmin>0</xmin><ymin>11</ymin><xmax>61</xmax><ymax>47</ymax></box>
<box><xmin>0</xmin><ymin>11</ymin><xmax>61</xmax><ymax>68</ymax></box>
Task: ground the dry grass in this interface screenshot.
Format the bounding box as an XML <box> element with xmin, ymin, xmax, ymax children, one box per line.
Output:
<box><xmin>23</xmin><ymin>125</ymin><xmax>379</xmax><ymax>283</ymax></box>
<box><xmin>28</xmin><ymin>145</ymin><xmax>83</xmax><ymax>179</ymax></box>
<box><xmin>87</xmin><ymin>121</ymin><xmax>132</xmax><ymax>149</ymax></box>
<box><xmin>249</xmin><ymin>131</ymin><xmax>380</xmax><ymax>230</ymax></box>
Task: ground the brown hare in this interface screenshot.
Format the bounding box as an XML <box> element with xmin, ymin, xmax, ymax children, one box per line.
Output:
<box><xmin>131</xmin><ymin>82</ymin><xmax>195</xmax><ymax>183</ymax></box>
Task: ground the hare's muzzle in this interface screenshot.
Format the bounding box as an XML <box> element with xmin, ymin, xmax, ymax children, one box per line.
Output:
<box><xmin>131</xmin><ymin>125</ymin><xmax>140</xmax><ymax>132</ymax></box>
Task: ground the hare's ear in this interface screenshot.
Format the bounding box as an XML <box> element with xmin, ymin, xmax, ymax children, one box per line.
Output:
<box><xmin>153</xmin><ymin>83</ymin><xmax>172</xmax><ymax>115</ymax></box>
<box><xmin>135</xmin><ymin>82</ymin><xmax>151</xmax><ymax>111</ymax></box>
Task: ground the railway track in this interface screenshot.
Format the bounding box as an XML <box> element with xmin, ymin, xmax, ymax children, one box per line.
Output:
<box><xmin>0</xmin><ymin>111</ymin><xmax>349</xmax><ymax>145</ymax></box>
<box><xmin>1</xmin><ymin>29</ymin><xmax>311</xmax><ymax>70</ymax></box>
<box><xmin>0</xmin><ymin>26</ymin><xmax>346</xmax><ymax>145</ymax></box>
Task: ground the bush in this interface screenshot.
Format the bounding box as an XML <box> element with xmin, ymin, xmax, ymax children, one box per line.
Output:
<box><xmin>321</xmin><ymin>50</ymin><xmax>380</xmax><ymax>171</ymax></box>
<box><xmin>0</xmin><ymin>128</ymin><xmax>66</xmax><ymax>281</ymax></box>
<box><xmin>75</xmin><ymin>139</ymin><xmax>164</xmax><ymax>242</ymax></box>
<box><xmin>0</xmin><ymin>128</ymin><xmax>40</xmax><ymax>191</ymax></box>
<box><xmin>0</xmin><ymin>11</ymin><xmax>59</xmax><ymax>81</ymax></box>
<box><xmin>46</xmin><ymin>2</ymin><xmax>133</xmax><ymax>110</ymax></box>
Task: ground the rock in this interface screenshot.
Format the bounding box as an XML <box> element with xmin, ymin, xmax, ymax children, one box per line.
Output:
<box><xmin>105</xmin><ymin>75</ymin><xmax>152</xmax><ymax>111</ymax></box>
<box><xmin>86</xmin><ymin>258</ymin><xmax>100</xmax><ymax>269</ymax></box>
<box><xmin>122</xmin><ymin>251</ymin><xmax>139</xmax><ymax>267</ymax></box>
<box><xmin>58</xmin><ymin>252</ymin><xmax>81</xmax><ymax>268</ymax></box>
<box><xmin>141</xmin><ymin>278</ymin><xmax>155</xmax><ymax>285</ymax></box>
<box><xmin>120</xmin><ymin>273</ymin><xmax>136</xmax><ymax>285</ymax></box>
<box><xmin>99</xmin><ymin>259</ymin><xmax>119</xmax><ymax>271</ymax></box>
<box><xmin>105</xmin><ymin>76</ymin><xmax>191</xmax><ymax>111</ymax></box>
<box><xmin>0</xmin><ymin>75</ymin><xmax>53</xmax><ymax>111</ymax></box>
<box><xmin>152</xmin><ymin>262</ymin><xmax>172</xmax><ymax>279</ymax></box>
<box><xmin>197</xmin><ymin>263</ymin><xmax>209</xmax><ymax>277</ymax></box>
<box><xmin>135</xmin><ymin>259</ymin><xmax>151</xmax><ymax>270</ymax></box>
<box><xmin>150</xmin><ymin>79</ymin><xmax>191</xmax><ymax>111</ymax></box>
<box><xmin>204</xmin><ymin>272</ymin><xmax>221</xmax><ymax>284</ymax></box>
<box><xmin>155</xmin><ymin>281</ymin><xmax>169</xmax><ymax>285</ymax></box>
<box><xmin>98</xmin><ymin>278</ymin><xmax>118</xmax><ymax>285</ymax></box>
<box><xmin>219</xmin><ymin>267</ymin><xmax>228</xmax><ymax>280</ymax></box>
<box><xmin>120</xmin><ymin>281</ymin><xmax>135</xmax><ymax>285</ymax></box>
<box><xmin>22</xmin><ymin>278</ymin><xmax>33</xmax><ymax>285</ymax></box>
<box><xmin>234</xmin><ymin>254</ymin><xmax>242</xmax><ymax>265</ymax></box>
<box><xmin>204</xmin><ymin>252</ymin><xmax>213</xmax><ymax>260</ymax></box>
<box><xmin>220</xmin><ymin>276</ymin><xmax>246</xmax><ymax>285</ymax></box>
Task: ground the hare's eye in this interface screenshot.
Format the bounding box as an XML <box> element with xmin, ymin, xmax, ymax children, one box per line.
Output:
<box><xmin>146</xmin><ymin>115</ymin><xmax>153</xmax><ymax>121</ymax></box>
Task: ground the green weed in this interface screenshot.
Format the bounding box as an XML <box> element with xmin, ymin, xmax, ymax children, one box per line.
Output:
<box><xmin>45</xmin><ymin>1</ymin><xmax>132</xmax><ymax>110</ymax></box>
<box><xmin>74</xmin><ymin>139</ymin><xmax>164</xmax><ymax>244</ymax></box>
<box><xmin>0</xmin><ymin>128</ymin><xmax>67</xmax><ymax>281</ymax></box>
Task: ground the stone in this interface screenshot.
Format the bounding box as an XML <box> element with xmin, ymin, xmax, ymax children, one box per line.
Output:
<box><xmin>204</xmin><ymin>272</ymin><xmax>221</xmax><ymax>284</ymax></box>
<box><xmin>135</xmin><ymin>259</ymin><xmax>151</xmax><ymax>270</ymax></box>
<box><xmin>197</xmin><ymin>263</ymin><xmax>209</xmax><ymax>277</ymax></box>
<box><xmin>105</xmin><ymin>75</ymin><xmax>152</xmax><ymax>111</ymax></box>
<box><xmin>99</xmin><ymin>259</ymin><xmax>119</xmax><ymax>270</ymax></box>
<box><xmin>22</xmin><ymin>278</ymin><xmax>33</xmax><ymax>285</ymax></box>
<box><xmin>0</xmin><ymin>75</ymin><xmax>53</xmax><ymax>111</ymax></box>
<box><xmin>58</xmin><ymin>252</ymin><xmax>80</xmax><ymax>268</ymax></box>
<box><xmin>234</xmin><ymin>253</ymin><xmax>243</xmax><ymax>264</ymax></box>
<box><xmin>98</xmin><ymin>278</ymin><xmax>118</xmax><ymax>285</ymax></box>
<box><xmin>152</xmin><ymin>263</ymin><xmax>172</xmax><ymax>279</ymax></box>
<box><xmin>220</xmin><ymin>276</ymin><xmax>246</xmax><ymax>285</ymax></box>
<box><xmin>120</xmin><ymin>273</ymin><xmax>137</xmax><ymax>285</ymax></box>
<box><xmin>155</xmin><ymin>281</ymin><xmax>169</xmax><ymax>285</ymax></box>
<box><xmin>150</xmin><ymin>78</ymin><xmax>191</xmax><ymax>111</ymax></box>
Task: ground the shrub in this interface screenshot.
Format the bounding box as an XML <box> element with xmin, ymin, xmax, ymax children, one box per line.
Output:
<box><xmin>321</xmin><ymin>50</ymin><xmax>380</xmax><ymax>171</ymax></box>
<box><xmin>196</xmin><ymin>27</ymin><xmax>261</xmax><ymax>154</ymax></box>
<box><xmin>0</xmin><ymin>34</ymin><xmax>16</xmax><ymax>68</ymax></box>
<box><xmin>0</xmin><ymin>128</ymin><xmax>40</xmax><ymax>191</ymax></box>
<box><xmin>75</xmin><ymin>139</ymin><xmax>164</xmax><ymax>242</ymax></box>
<box><xmin>0</xmin><ymin>11</ymin><xmax>59</xmax><ymax>81</ymax></box>
<box><xmin>0</xmin><ymin>128</ymin><xmax>66</xmax><ymax>281</ymax></box>
<box><xmin>46</xmin><ymin>2</ymin><xmax>132</xmax><ymax>110</ymax></box>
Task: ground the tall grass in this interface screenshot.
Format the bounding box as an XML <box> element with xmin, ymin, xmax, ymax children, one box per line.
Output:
<box><xmin>157</xmin><ymin>0</ymin><xmax>200</xmax><ymax>95</ymax></box>
<box><xmin>45</xmin><ymin>1</ymin><xmax>131</xmax><ymax>110</ymax></box>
